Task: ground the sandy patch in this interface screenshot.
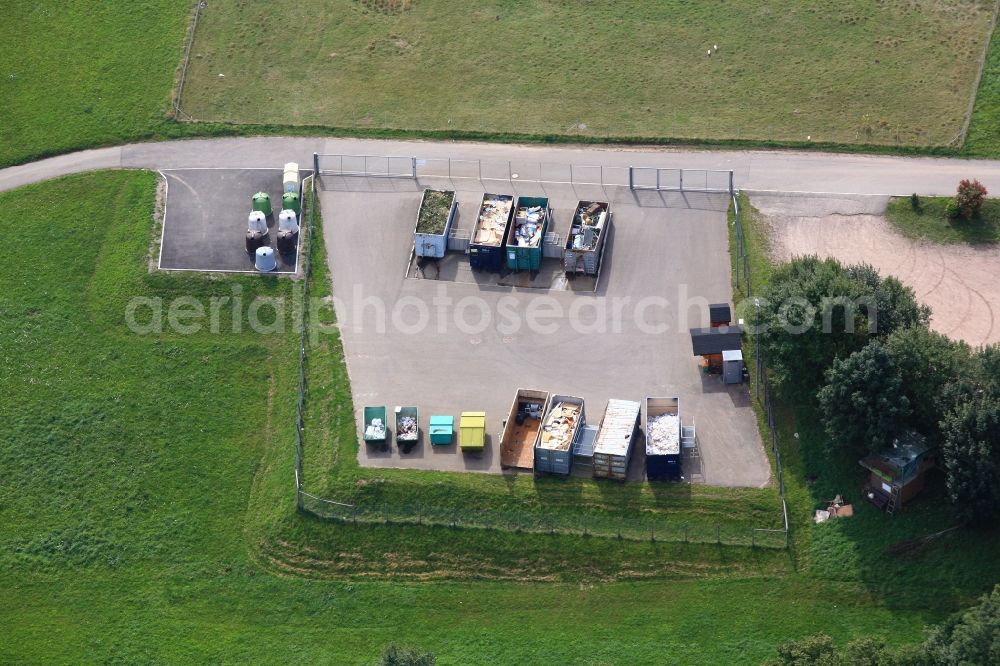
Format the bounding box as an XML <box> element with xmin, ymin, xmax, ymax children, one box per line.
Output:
<box><xmin>756</xmin><ymin>195</ymin><xmax>999</xmax><ymax>346</ymax></box>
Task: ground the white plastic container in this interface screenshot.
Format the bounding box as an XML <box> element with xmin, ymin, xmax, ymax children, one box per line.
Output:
<box><xmin>255</xmin><ymin>246</ymin><xmax>276</xmax><ymax>272</ymax></box>
<box><xmin>278</xmin><ymin>209</ymin><xmax>299</xmax><ymax>234</ymax></box>
<box><xmin>283</xmin><ymin>162</ymin><xmax>299</xmax><ymax>194</ymax></box>
<box><xmin>248</xmin><ymin>211</ymin><xmax>268</xmax><ymax>234</ymax></box>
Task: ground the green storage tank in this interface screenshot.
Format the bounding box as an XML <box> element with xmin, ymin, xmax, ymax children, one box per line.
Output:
<box><xmin>252</xmin><ymin>192</ymin><xmax>272</xmax><ymax>216</ymax></box>
<box><xmin>282</xmin><ymin>191</ymin><xmax>300</xmax><ymax>216</ymax></box>
<box><xmin>505</xmin><ymin>196</ymin><xmax>550</xmax><ymax>272</ymax></box>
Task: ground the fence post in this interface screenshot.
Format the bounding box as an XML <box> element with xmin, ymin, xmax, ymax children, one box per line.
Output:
<box><xmin>628</xmin><ymin>166</ymin><xmax>634</xmax><ymax>190</ymax></box>
<box><xmin>679</xmin><ymin>169</ymin><xmax>684</xmax><ymax>192</ymax></box>
<box><xmin>656</xmin><ymin>168</ymin><xmax>661</xmax><ymax>191</ymax></box>
<box><xmin>313</xmin><ymin>152</ymin><xmax>319</xmax><ymax>178</ymax></box>
<box><xmin>729</xmin><ymin>171</ymin><xmax>735</xmax><ymax>195</ymax></box>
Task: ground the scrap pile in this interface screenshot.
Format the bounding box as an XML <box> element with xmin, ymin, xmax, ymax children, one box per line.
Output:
<box><xmin>570</xmin><ymin>202</ymin><xmax>606</xmax><ymax>251</ymax></box>
<box><xmin>540</xmin><ymin>402</ymin><xmax>580</xmax><ymax>451</ymax></box>
<box><xmin>474</xmin><ymin>196</ymin><xmax>512</xmax><ymax>246</ymax></box>
<box><xmin>646</xmin><ymin>413</ymin><xmax>680</xmax><ymax>454</ymax></box>
<box><xmin>511</xmin><ymin>206</ymin><xmax>545</xmax><ymax>247</ymax></box>
<box><xmin>397</xmin><ymin>416</ymin><xmax>418</xmax><ymax>440</ymax></box>
<box><xmin>365</xmin><ymin>418</ymin><xmax>386</xmax><ymax>440</ymax></box>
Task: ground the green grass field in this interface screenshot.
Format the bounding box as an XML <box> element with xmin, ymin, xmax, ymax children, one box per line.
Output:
<box><xmin>181</xmin><ymin>0</ymin><xmax>994</xmax><ymax>146</ymax></box>
<box><xmin>3</xmin><ymin>0</ymin><xmax>1000</xmax><ymax>170</ymax></box>
<box><xmin>885</xmin><ymin>195</ymin><xmax>1000</xmax><ymax>244</ymax></box>
<box><xmin>0</xmin><ymin>1</ymin><xmax>193</xmax><ymax>168</ymax></box>
<box><xmin>2</xmin><ymin>171</ymin><xmax>999</xmax><ymax>663</ymax></box>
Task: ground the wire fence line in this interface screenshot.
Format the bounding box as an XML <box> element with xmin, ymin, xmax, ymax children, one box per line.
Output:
<box><xmin>171</xmin><ymin>1</ymin><xmax>205</xmax><ymax>122</ymax></box>
<box><xmin>292</xmin><ymin>155</ymin><xmax>789</xmax><ymax>549</ymax></box>
<box><xmin>732</xmin><ymin>192</ymin><xmax>791</xmax><ymax>545</ymax></box>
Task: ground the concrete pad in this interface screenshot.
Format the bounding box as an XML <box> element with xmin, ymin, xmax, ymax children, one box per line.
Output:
<box><xmin>322</xmin><ymin>175</ymin><xmax>770</xmax><ymax>488</ymax></box>
<box><xmin>158</xmin><ymin>168</ymin><xmax>303</xmax><ymax>273</ymax></box>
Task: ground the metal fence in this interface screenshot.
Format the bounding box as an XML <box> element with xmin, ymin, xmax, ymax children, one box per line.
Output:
<box><xmin>315</xmin><ymin>153</ymin><xmax>734</xmax><ymax>194</ymax></box>
<box><xmin>630</xmin><ymin>167</ymin><xmax>734</xmax><ymax>193</ymax></box>
<box><xmin>171</xmin><ymin>1</ymin><xmax>205</xmax><ymax>121</ymax></box>
<box><xmin>294</xmin><ymin>153</ymin><xmax>788</xmax><ymax>550</ymax></box>
<box><xmin>299</xmin><ymin>490</ymin><xmax>787</xmax><ymax>548</ymax></box>
<box><xmin>732</xmin><ymin>191</ymin><xmax>791</xmax><ymax>544</ymax></box>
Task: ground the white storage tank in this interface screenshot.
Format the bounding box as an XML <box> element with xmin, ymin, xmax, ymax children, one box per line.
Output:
<box><xmin>283</xmin><ymin>162</ymin><xmax>299</xmax><ymax>194</ymax></box>
<box><xmin>255</xmin><ymin>246</ymin><xmax>276</xmax><ymax>272</ymax></box>
<box><xmin>248</xmin><ymin>211</ymin><xmax>268</xmax><ymax>234</ymax></box>
<box><xmin>278</xmin><ymin>209</ymin><xmax>299</xmax><ymax>234</ymax></box>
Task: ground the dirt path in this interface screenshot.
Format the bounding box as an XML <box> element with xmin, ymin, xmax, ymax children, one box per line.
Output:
<box><xmin>755</xmin><ymin>194</ymin><xmax>1000</xmax><ymax>347</ymax></box>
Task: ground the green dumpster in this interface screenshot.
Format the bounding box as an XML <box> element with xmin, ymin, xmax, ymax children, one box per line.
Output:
<box><xmin>505</xmin><ymin>196</ymin><xmax>550</xmax><ymax>272</ymax></box>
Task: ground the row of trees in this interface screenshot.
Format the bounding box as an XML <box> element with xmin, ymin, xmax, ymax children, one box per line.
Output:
<box><xmin>765</xmin><ymin>584</ymin><xmax>1000</xmax><ymax>665</ymax></box>
<box><xmin>753</xmin><ymin>256</ymin><xmax>1000</xmax><ymax>522</ymax></box>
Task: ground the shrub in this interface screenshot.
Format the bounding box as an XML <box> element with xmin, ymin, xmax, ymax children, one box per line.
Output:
<box><xmin>910</xmin><ymin>193</ymin><xmax>920</xmax><ymax>210</ymax></box>
<box><xmin>818</xmin><ymin>341</ymin><xmax>910</xmax><ymax>457</ymax></box>
<box><xmin>955</xmin><ymin>178</ymin><xmax>988</xmax><ymax>219</ymax></box>
<box><xmin>379</xmin><ymin>644</ymin><xmax>436</xmax><ymax>666</ymax></box>
<box><xmin>946</xmin><ymin>200</ymin><xmax>961</xmax><ymax>220</ymax></box>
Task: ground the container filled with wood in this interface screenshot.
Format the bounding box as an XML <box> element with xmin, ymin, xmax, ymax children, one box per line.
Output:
<box><xmin>535</xmin><ymin>395</ymin><xmax>586</xmax><ymax>475</ymax></box>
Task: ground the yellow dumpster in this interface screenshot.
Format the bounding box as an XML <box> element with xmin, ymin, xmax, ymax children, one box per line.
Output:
<box><xmin>459</xmin><ymin>411</ymin><xmax>486</xmax><ymax>451</ymax></box>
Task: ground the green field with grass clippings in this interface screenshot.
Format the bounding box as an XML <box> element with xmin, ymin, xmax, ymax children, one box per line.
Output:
<box><xmin>180</xmin><ymin>0</ymin><xmax>995</xmax><ymax>147</ymax></box>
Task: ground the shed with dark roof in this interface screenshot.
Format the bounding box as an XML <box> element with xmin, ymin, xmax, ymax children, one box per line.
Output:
<box><xmin>689</xmin><ymin>326</ymin><xmax>743</xmax><ymax>356</ymax></box>
<box><xmin>709</xmin><ymin>303</ymin><xmax>732</xmax><ymax>327</ymax></box>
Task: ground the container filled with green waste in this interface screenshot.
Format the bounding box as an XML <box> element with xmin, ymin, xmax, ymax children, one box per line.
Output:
<box><xmin>413</xmin><ymin>189</ymin><xmax>457</xmax><ymax>259</ymax></box>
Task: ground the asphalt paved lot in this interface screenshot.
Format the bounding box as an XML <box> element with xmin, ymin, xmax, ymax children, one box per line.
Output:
<box><xmin>159</xmin><ymin>168</ymin><xmax>300</xmax><ymax>273</ymax></box>
<box><xmin>322</xmin><ymin>175</ymin><xmax>771</xmax><ymax>487</ymax></box>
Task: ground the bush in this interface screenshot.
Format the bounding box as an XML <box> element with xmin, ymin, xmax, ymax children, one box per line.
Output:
<box><xmin>379</xmin><ymin>644</ymin><xmax>436</xmax><ymax>666</ymax></box>
<box><xmin>940</xmin><ymin>396</ymin><xmax>1000</xmax><ymax>523</ymax></box>
<box><xmin>818</xmin><ymin>341</ymin><xmax>910</xmax><ymax>457</ymax></box>
<box><xmin>946</xmin><ymin>200</ymin><xmax>961</xmax><ymax>220</ymax></box>
<box><xmin>754</xmin><ymin>257</ymin><xmax>927</xmax><ymax>400</ymax></box>
<box><xmin>910</xmin><ymin>193</ymin><xmax>920</xmax><ymax>210</ymax></box>
<box><xmin>955</xmin><ymin>178</ymin><xmax>988</xmax><ymax>219</ymax></box>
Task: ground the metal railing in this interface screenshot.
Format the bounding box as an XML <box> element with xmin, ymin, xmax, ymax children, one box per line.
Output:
<box><xmin>315</xmin><ymin>153</ymin><xmax>734</xmax><ymax>194</ymax></box>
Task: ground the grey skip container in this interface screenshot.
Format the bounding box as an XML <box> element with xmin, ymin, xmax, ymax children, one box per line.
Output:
<box><xmin>592</xmin><ymin>399</ymin><xmax>641</xmax><ymax>481</ymax></box>
<box><xmin>414</xmin><ymin>189</ymin><xmax>458</xmax><ymax>259</ymax></box>
<box><xmin>564</xmin><ymin>200</ymin><xmax>610</xmax><ymax>276</ymax></box>
<box><xmin>534</xmin><ymin>394</ymin><xmax>585</xmax><ymax>476</ymax></box>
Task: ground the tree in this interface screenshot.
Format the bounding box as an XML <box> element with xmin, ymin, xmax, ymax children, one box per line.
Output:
<box><xmin>754</xmin><ymin>257</ymin><xmax>926</xmax><ymax>400</ymax></box>
<box><xmin>923</xmin><ymin>584</ymin><xmax>1000</xmax><ymax>665</ymax></box>
<box><xmin>955</xmin><ymin>179</ymin><xmax>987</xmax><ymax>220</ymax></box>
<box><xmin>754</xmin><ymin>257</ymin><xmax>875</xmax><ymax>399</ymax></box>
<box><xmin>818</xmin><ymin>341</ymin><xmax>911</xmax><ymax>457</ymax></box>
<box><xmin>845</xmin><ymin>266</ymin><xmax>929</xmax><ymax>338</ymax></box>
<box><xmin>939</xmin><ymin>397</ymin><xmax>1000</xmax><ymax>523</ymax></box>
<box><xmin>379</xmin><ymin>644</ymin><xmax>436</xmax><ymax>666</ymax></box>
<box><xmin>886</xmin><ymin>326</ymin><xmax>973</xmax><ymax>436</ymax></box>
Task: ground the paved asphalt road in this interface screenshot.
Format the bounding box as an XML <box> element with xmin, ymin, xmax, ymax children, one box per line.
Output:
<box><xmin>4</xmin><ymin>137</ymin><xmax>1000</xmax><ymax>195</ymax></box>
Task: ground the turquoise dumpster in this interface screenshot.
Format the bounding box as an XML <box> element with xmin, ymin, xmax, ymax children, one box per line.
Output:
<box><xmin>429</xmin><ymin>415</ymin><xmax>454</xmax><ymax>445</ymax></box>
